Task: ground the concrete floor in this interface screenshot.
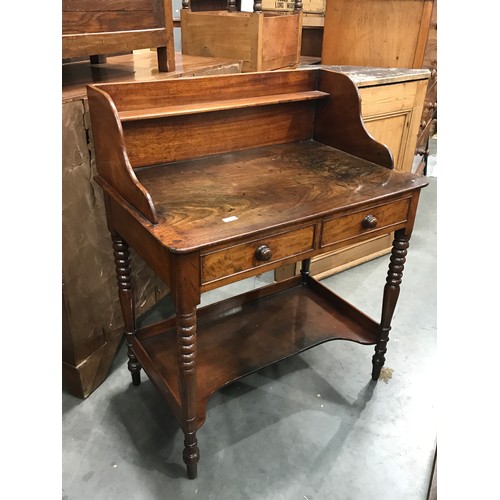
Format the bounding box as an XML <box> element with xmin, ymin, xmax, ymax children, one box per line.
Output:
<box><xmin>62</xmin><ymin>173</ymin><xmax>437</xmax><ymax>500</ymax></box>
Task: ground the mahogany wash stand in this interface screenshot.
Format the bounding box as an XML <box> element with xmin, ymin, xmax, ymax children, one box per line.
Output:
<box><xmin>86</xmin><ymin>68</ymin><xmax>428</xmax><ymax>479</ymax></box>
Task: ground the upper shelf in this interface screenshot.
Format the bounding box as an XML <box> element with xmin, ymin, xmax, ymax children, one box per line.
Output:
<box><xmin>118</xmin><ymin>90</ymin><xmax>329</xmax><ymax>122</ymax></box>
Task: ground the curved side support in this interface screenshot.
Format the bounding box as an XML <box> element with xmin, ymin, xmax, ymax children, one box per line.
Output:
<box><xmin>314</xmin><ymin>69</ymin><xmax>394</xmax><ymax>169</ymax></box>
<box><xmin>87</xmin><ymin>85</ymin><xmax>158</xmax><ymax>224</ymax></box>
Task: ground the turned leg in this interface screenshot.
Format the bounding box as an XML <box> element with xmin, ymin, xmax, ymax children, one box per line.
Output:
<box><xmin>300</xmin><ymin>258</ymin><xmax>311</xmax><ymax>283</ymax></box>
<box><xmin>112</xmin><ymin>233</ymin><xmax>141</xmax><ymax>386</ymax></box>
<box><xmin>90</xmin><ymin>54</ymin><xmax>107</xmax><ymax>64</ymax></box>
<box><xmin>177</xmin><ymin>309</ymin><xmax>200</xmax><ymax>479</ymax></box>
<box><xmin>372</xmin><ymin>229</ymin><xmax>410</xmax><ymax>381</ymax></box>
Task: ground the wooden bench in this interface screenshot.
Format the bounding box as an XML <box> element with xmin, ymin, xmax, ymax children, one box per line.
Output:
<box><xmin>86</xmin><ymin>68</ymin><xmax>428</xmax><ymax>479</ymax></box>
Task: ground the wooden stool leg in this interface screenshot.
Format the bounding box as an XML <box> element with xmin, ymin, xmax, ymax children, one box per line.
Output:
<box><xmin>112</xmin><ymin>233</ymin><xmax>141</xmax><ymax>386</ymax></box>
<box><xmin>372</xmin><ymin>229</ymin><xmax>410</xmax><ymax>381</ymax></box>
<box><xmin>177</xmin><ymin>310</ymin><xmax>200</xmax><ymax>478</ymax></box>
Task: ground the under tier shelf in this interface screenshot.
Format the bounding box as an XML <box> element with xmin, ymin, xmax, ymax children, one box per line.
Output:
<box><xmin>133</xmin><ymin>276</ymin><xmax>380</xmax><ymax>427</ymax></box>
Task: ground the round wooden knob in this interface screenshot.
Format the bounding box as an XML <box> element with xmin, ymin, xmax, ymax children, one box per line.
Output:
<box><xmin>255</xmin><ymin>244</ymin><xmax>272</xmax><ymax>261</ymax></box>
<box><xmin>420</xmin><ymin>120</ymin><xmax>427</xmax><ymax>129</ymax></box>
<box><xmin>425</xmin><ymin>101</ymin><xmax>436</xmax><ymax>110</ymax></box>
<box><xmin>362</xmin><ymin>214</ymin><xmax>378</xmax><ymax>229</ymax></box>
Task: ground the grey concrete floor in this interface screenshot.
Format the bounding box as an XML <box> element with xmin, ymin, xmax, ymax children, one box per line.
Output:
<box><xmin>62</xmin><ymin>174</ymin><xmax>437</xmax><ymax>500</ymax></box>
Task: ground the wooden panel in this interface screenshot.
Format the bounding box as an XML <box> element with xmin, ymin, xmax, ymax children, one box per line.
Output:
<box><xmin>363</xmin><ymin>113</ymin><xmax>409</xmax><ymax>170</ymax></box>
<box><xmin>62</xmin><ymin>0</ymin><xmax>164</xmax><ymax>35</ymax></box>
<box><xmin>359</xmin><ymin>79</ymin><xmax>428</xmax><ymax>172</ymax></box>
<box><xmin>63</xmin><ymin>29</ymin><xmax>167</xmax><ymax>58</ymax></box>
<box><xmin>181</xmin><ymin>10</ymin><xmax>256</xmax><ymax>62</ymax></box>
<box><xmin>202</xmin><ymin>225</ymin><xmax>315</xmax><ymax>283</ymax></box>
<box><xmin>63</xmin><ymin>0</ymin><xmax>156</xmax><ymax>11</ymax></box>
<box><xmin>308</xmin><ymin>233</ymin><xmax>392</xmax><ymax>280</ymax></box>
<box><xmin>301</xmin><ymin>26</ymin><xmax>324</xmax><ymax>57</ymax></box>
<box><xmin>61</xmin><ymin>0</ymin><xmax>174</xmax><ymax>74</ymax></box>
<box><xmin>359</xmin><ymin>81</ymin><xmax>419</xmax><ymax>117</ymax></box>
<box><xmin>314</xmin><ymin>69</ymin><xmax>393</xmax><ymax>168</ymax></box>
<box><xmin>321</xmin><ymin>0</ymin><xmax>433</xmax><ymax>68</ymax></box>
<box><xmin>261</xmin><ymin>13</ymin><xmax>302</xmax><ymax>69</ymax></box>
<box><xmin>122</xmin><ymin>101</ymin><xmax>316</xmax><ymax>167</ymax></box>
<box><xmin>180</xmin><ymin>9</ymin><xmax>302</xmax><ymax>72</ymax></box>
<box><xmin>321</xmin><ymin>198</ymin><xmax>410</xmax><ymax>247</ymax></box>
<box><xmin>62</xmin><ymin>11</ymin><xmax>161</xmax><ymax>34</ymax></box>
<box><xmin>87</xmin><ymin>86</ymin><xmax>158</xmax><ymax>223</ymax></box>
<box><xmin>100</xmin><ymin>67</ymin><xmax>318</xmax><ymax>112</ymax></box>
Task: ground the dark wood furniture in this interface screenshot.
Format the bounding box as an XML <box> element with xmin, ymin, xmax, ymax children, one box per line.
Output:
<box><xmin>86</xmin><ymin>68</ymin><xmax>428</xmax><ymax>478</ymax></box>
<box><xmin>62</xmin><ymin>51</ymin><xmax>243</xmax><ymax>399</ymax></box>
<box><xmin>62</xmin><ymin>0</ymin><xmax>176</xmax><ymax>72</ymax></box>
<box><xmin>275</xmin><ymin>65</ymin><xmax>429</xmax><ymax>281</ymax></box>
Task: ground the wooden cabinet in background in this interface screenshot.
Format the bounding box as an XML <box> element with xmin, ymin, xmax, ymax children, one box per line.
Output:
<box><xmin>62</xmin><ymin>0</ymin><xmax>176</xmax><ymax>72</ymax></box>
<box><xmin>321</xmin><ymin>0</ymin><xmax>434</xmax><ymax>69</ymax></box>
<box><xmin>415</xmin><ymin>0</ymin><xmax>437</xmax><ymax>174</ymax></box>
<box><xmin>277</xmin><ymin>66</ymin><xmax>429</xmax><ymax>281</ymax></box>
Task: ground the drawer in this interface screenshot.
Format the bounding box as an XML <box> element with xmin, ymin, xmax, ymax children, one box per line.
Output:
<box><xmin>202</xmin><ymin>225</ymin><xmax>316</xmax><ymax>284</ymax></box>
<box><xmin>321</xmin><ymin>198</ymin><xmax>411</xmax><ymax>247</ymax></box>
<box><xmin>359</xmin><ymin>81</ymin><xmax>420</xmax><ymax>118</ymax></box>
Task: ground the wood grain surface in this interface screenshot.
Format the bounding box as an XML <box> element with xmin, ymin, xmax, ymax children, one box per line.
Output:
<box><xmin>134</xmin><ymin>141</ymin><xmax>427</xmax><ymax>251</ymax></box>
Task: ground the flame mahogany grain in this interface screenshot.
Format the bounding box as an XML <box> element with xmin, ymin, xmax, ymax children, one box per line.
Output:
<box><xmin>87</xmin><ymin>68</ymin><xmax>428</xmax><ymax>479</ymax></box>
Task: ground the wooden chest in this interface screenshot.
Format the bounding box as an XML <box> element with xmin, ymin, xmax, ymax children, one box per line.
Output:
<box><xmin>180</xmin><ymin>1</ymin><xmax>303</xmax><ymax>72</ymax></box>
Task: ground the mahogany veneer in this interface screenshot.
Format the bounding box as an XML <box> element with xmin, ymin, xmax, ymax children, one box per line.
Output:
<box><xmin>86</xmin><ymin>68</ymin><xmax>428</xmax><ymax>479</ymax></box>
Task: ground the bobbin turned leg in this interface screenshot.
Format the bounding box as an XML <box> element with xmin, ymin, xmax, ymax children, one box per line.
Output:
<box><xmin>177</xmin><ymin>308</ymin><xmax>200</xmax><ymax>479</ymax></box>
<box><xmin>372</xmin><ymin>229</ymin><xmax>410</xmax><ymax>381</ymax></box>
<box><xmin>300</xmin><ymin>258</ymin><xmax>311</xmax><ymax>283</ymax></box>
<box><xmin>111</xmin><ymin>232</ymin><xmax>141</xmax><ymax>386</ymax></box>
<box><xmin>171</xmin><ymin>252</ymin><xmax>201</xmax><ymax>479</ymax></box>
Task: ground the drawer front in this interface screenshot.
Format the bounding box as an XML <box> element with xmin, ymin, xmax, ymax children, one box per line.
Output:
<box><xmin>202</xmin><ymin>225</ymin><xmax>315</xmax><ymax>284</ymax></box>
<box><xmin>359</xmin><ymin>81</ymin><xmax>419</xmax><ymax>118</ymax></box>
<box><xmin>321</xmin><ymin>198</ymin><xmax>410</xmax><ymax>247</ymax></box>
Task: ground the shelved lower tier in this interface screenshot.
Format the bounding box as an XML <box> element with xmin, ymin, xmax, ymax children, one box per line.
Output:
<box><xmin>132</xmin><ymin>275</ymin><xmax>380</xmax><ymax>428</ymax></box>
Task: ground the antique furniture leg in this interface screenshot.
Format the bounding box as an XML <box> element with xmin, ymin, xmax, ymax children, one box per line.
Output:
<box><xmin>372</xmin><ymin>228</ymin><xmax>410</xmax><ymax>381</ymax></box>
<box><xmin>177</xmin><ymin>308</ymin><xmax>200</xmax><ymax>479</ymax></box>
<box><xmin>90</xmin><ymin>55</ymin><xmax>107</xmax><ymax>64</ymax></box>
<box><xmin>171</xmin><ymin>253</ymin><xmax>201</xmax><ymax>479</ymax></box>
<box><xmin>111</xmin><ymin>232</ymin><xmax>141</xmax><ymax>386</ymax></box>
<box><xmin>300</xmin><ymin>258</ymin><xmax>311</xmax><ymax>283</ymax></box>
